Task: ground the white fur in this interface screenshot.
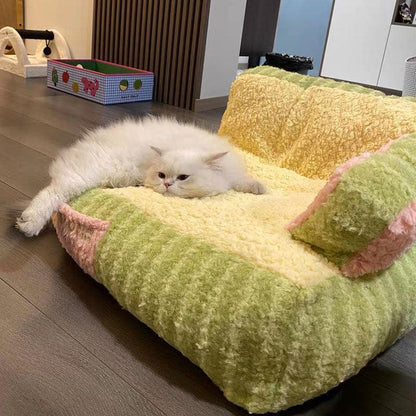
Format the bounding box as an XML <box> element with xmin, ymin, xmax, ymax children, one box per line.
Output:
<box><xmin>16</xmin><ymin>117</ymin><xmax>265</xmax><ymax>237</ymax></box>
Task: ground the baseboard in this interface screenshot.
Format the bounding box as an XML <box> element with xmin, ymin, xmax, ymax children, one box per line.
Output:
<box><xmin>194</xmin><ymin>96</ymin><xmax>228</xmax><ymax>112</ymax></box>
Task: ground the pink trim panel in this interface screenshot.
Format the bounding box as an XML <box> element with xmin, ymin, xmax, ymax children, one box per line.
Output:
<box><xmin>342</xmin><ymin>200</ymin><xmax>416</xmax><ymax>277</ymax></box>
<box><xmin>93</xmin><ymin>58</ymin><xmax>153</xmax><ymax>74</ymax></box>
<box><xmin>52</xmin><ymin>204</ymin><xmax>110</xmax><ymax>281</ymax></box>
<box><xmin>47</xmin><ymin>58</ymin><xmax>153</xmax><ymax>77</ymax></box>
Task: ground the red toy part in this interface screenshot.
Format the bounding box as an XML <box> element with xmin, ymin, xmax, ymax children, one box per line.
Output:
<box><xmin>81</xmin><ymin>77</ymin><xmax>99</xmax><ymax>96</ymax></box>
<box><xmin>62</xmin><ymin>71</ymin><xmax>69</xmax><ymax>83</ymax></box>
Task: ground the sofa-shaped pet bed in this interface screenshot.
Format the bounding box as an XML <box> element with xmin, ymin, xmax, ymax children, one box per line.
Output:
<box><xmin>53</xmin><ymin>67</ymin><xmax>416</xmax><ymax>414</ymax></box>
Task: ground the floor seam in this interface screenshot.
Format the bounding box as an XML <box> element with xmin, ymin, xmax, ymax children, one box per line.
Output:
<box><xmin>0</xmin><ymin>274</ymin><xmax>170</xmax><ymax>416</ymax></box>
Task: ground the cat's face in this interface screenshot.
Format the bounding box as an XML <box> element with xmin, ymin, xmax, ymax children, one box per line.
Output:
<box><xmin>144</xmin><ymin>148</ymin><xmax>228</xmax><ymax>198</ymax></box>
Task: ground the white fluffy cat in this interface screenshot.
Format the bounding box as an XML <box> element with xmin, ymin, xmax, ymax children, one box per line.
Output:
<box><xmin>17</xmin><ymin>117</ymin><xmax>265</xmax><ymax>237</ymax></box>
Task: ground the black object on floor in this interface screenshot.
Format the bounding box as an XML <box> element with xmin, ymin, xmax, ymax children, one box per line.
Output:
<box><xmin>264</xmin><ymin>52</ymin><xmax>314</xmax><ymax>74</ymax></box>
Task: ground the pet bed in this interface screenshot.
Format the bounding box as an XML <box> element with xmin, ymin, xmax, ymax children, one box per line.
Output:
<box><xmin>53</xmin><ymin>68</ymin><xmax>416</xmax><ymax>413</ymax></box>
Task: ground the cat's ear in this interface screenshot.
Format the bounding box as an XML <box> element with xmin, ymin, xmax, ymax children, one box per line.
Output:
<box><xmin>150</xmin><ymin>146</ymin><xmax>163</xmax><ymax>157</ymax></box>
<box><xmin>204</xmin><ymin>152</ymin><xmax>228</xmax><ymax>168</ymax></box>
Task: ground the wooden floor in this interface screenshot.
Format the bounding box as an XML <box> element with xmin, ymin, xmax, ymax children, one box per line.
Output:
<box><xmin>0</xmin><ymin>71</ymin><xmax>414</xmax><ymax>416</ymax></box>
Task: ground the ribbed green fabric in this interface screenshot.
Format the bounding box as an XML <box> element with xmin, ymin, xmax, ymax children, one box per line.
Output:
<box><xmin>291</xmin><ymin>135</ymin><xmax>416</xmax><ymax>266</ymax></box>
<box><xmin>68</xmin><ymin>190</ymin><xmax>416</xmax><ymax>413</ymax></box>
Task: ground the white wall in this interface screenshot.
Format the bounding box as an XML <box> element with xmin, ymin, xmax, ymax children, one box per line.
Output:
<box><xmin>24</xmin><ymin>0</ymin><xmax>94</xmax><ymax>58</ymax></box>
<box><xmin>378</xmin><ymin>25</ymin><xmax>416</xmax><ymax>90</ymax></box>
<box><xmin>321</xmin><ymin>0</ymin><xmax>393</xmax><ymax>85</ymax></box>
<box><xmin>199</xmin><ymin>0</ymin><xmax>247</xmax><ymax>99</ymax></box>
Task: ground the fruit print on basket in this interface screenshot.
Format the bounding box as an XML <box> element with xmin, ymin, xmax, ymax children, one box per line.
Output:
<box><xmin>47</xmin><ymin>59</ymin><xmax>154</xmax><ymax>105</ymax></box>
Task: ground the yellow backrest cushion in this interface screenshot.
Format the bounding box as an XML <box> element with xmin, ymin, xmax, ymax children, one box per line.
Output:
<box><xmin>219</xmin><ymin>74</ymin><xmax>416</xmax><ymax>179</ymax></box>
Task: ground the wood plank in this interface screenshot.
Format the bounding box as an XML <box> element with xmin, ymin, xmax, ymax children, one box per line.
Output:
<box><xmin>279</xmin><ymin>368</ymin><xmax>414</xmax><ymax>416</ymax></box>
<box><xmin>0</xmin><ymin>269</ymin><xmax>165</xmax><ymax>416</ymax></box>
<box><xmin>361</xmin><ymin>331</ymin><xmax>416</xmax><ymax>401</ymax></box>
<box><xmin>194</xmin><ymin>96</ymin><xmax>228</xmax><ymax>112</ymax></box>
<box><xmin>0</xmin><ymin>0</ymin><xmax>17</xmax><ymax>29</ymax></box>
<box><xmin>0</xmin><ymin>72</ymin><xmax>218</xmax><ymax>135</ymax></box>
<box><xmin>0</xmin><ymin>183</ymin><xmax>245</xmax><ymax>416</ymax></box>
<box><xmin>0</xmin><ymin>107</ymin><xmax>77</xmax><ymax>158</ymax></box>
<box><xmin>16</xmin><ymin>0</ymin><xmax>24</xmax><ymax>29</ymax></box>
<box><xmin>0</xmin><ymin>133</ymin><xmax>51</xmax><ymax>198</ymax></box>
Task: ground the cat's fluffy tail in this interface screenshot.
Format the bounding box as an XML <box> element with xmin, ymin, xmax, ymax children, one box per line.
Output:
<box><xmin>16</xmin><ymin>185</ymin><xmax>64</xmax><ymax>237</ymax></box>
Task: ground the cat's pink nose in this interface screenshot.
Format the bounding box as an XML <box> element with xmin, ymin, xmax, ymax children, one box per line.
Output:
<box><xmin>164</xmin><ymin>182</ymin><xmax>172</xmax><ymax>189</ymax></box>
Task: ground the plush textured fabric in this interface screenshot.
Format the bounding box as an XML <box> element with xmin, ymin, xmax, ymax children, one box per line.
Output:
<box><xmin>56</xmin><ymin>188</ymin><xmax>416</xmax><ymax>414</ymax></box>
<box><xmin>343</xmin><ymin>201</ymin><xmax>416</xmax><ymax>277</ymax></box>
<box><xmin>52</xmin><ymin>69</ymin><xmax>416</xmax><ymax>414</ymax></box>
<box><xmin>244</xmin><ymin>66</ymin><xmax>416</xmax><ymax>103</ymax></box>
<box><xmin>289</xmin><ymin>135</ymin><xmax>416</xmax><ymax>276</ymax></box>
<box><xmin>287</xmin><ymin>152</ymin><xmax>373</xmax><ymax>230</ymax></box>
<box><xmin>219</xmin><ymin>69</ymin><xmax>416</xmax><ymax>179</ymax></box>
<box><xmin>102</xmin><ymin>153</ymin><xmax>337</xmax><ymax>287</ymax></box>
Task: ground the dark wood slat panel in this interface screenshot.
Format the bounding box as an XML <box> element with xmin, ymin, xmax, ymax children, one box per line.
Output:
<box><xmin>182</xmin><ymin>0</ymin><xmax>195</xmax><ymax>108</ymax></box>
<box><xmin>92</xmin><ymin>0</ymin><xmax>210</xmax><ymax>109</ymax></box>
<box><xmin>186</xmin><ymin>0</ymin><xmax>202</xmax><ymax>109</ymax></box>
<box><xmin>101</xmin><ymin>0</ymin><xmax>108</xmax><ymax>58</ymax></box>
<box><xmin>132</xmin><ymin>0</ymin><xmax>142</xmax><ymax>68</ymax></box>
<box><xmin>116</xmin><ymin>0</ymin><xmax>124</xmax><ymax>63</ymax></box>
<box><xmin>109</xmin><ymin>0</ymin><xmax>118</xmax><ymax>62</ymax></box>
<box><xmin>128</xmin><ymin>0</ymin><xmax>137</xmax><ymax>66</ymax></box>
<box><xmin>118</xmin><ymin>0</ymin><xmax>127</xmax><ymax>64</ymax></box>
<box><xmin>162</xmin><ymin>0</ymin><xmax>177</xmax><ymax>103</ymax></box>
<box><xmin>157</xmin><ymin>1</ymin><xmax>170</xmax><ymax>103</ymax></box>
<box><xmin>168</xmin><ymin>0</ymin><xmax>183</xmax><ymax>105</ymax></box>
<box><xmin>139</xmin><ymin>0</ymin><xmax>148</xmax><ymax>67</ymax></box>
<box><xmin>144</xmin><ymin>0</ymin><xmax>153</xmax><ymax>69</ymax></box>
<box><xmin>191</xmin><ymin>0</ymin><xmax>211</xmax><ymax>110</ymax></box>
<box><xmin>148</xmin><ymin>0</ymin><xmax>159</xmax><ymax>73</ymax></box>
<box><xmin>153</xmin><ymin>1</ymin><xmax>165</xmax><ymax>101</ymax></box>
<box><xmin>104</xmin><ymin>0</ymin><xmax>112</xmax><ymax>61</ymax></box>
<box><xmin>92</xmin><ymin>0</ymin><xmax>100</xmax><ymax>58</ymax></box>
<box><xmin>124</xmin><ymin>0</ymin><xmax>132</xmax><ymax>65</ymax></box>
<box><xmin>97</xmin><ymin>0</ymin><xmax>103</xmax><ymax>58</ymax></box>
<box><xmin>174</xmin><ymin>0</ymin><xmax>189</xmax><ymax>107</ymax></box>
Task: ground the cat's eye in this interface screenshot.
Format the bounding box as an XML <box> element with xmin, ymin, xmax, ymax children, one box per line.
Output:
<box><xmin>158</xmin><ymin>172</ymin><xmax>165</xmax><ymax>179</ymax></box>
<box><xmin>177</xmin><ymin>174</ymin><xmax>189</xmax><ymax>181</ymax></box>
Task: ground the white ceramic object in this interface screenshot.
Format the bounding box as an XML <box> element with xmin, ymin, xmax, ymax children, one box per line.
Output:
<box><xmin>0</xmin><ymin>26</ymin><xmax>71</xmax><ymax>78</ymax></box>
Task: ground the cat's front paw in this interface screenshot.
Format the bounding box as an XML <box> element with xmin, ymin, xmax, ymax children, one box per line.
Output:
<box><xmin>16</xmin><ymin>211</ymin><xmax>45</xmax><ymax>237</ymax></box>
<box><xmin>248</xmin><ymin>180</ymin><xmax>266</xmax><ymax>195</ymax></box>
<box><xmin>234</xmin><ymin>179</ymin><xmax>266</xmax><ymax>195</ymax></box>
